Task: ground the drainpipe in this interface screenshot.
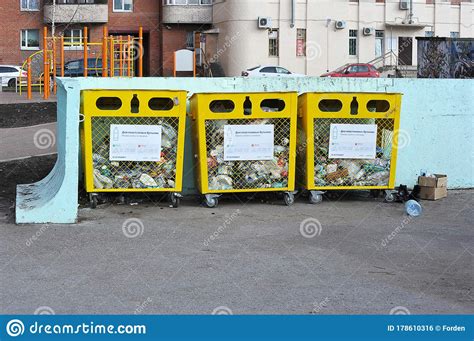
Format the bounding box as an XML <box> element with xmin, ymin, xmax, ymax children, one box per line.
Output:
<box><xmin>290</xmin><ymin>0</ymin><xmax>295</xmax><ymax>28</ymax></box>
<box><xmin>458</xmin><ymin>2</ymin><xmax>462</xmax><ymax>37</ymax></box>
<box><xmin>326</xmin><ymin>19</ymin><xmax>331</xmax><ymax>72</ymax></box>
<box><xmin>409</xmin><ymin>0</ymin><xmax>414</xmax><ymax>24</ymax></box>
<box><xmin>52</xmin><ymin>0</ymin><xmax>56</xmax><ymax>36</ymax></box>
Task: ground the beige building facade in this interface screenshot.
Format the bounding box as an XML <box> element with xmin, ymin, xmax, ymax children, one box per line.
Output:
<box><xmin>211</xmin><ymin>0</ymin><xmax>474</xmax><ymax>76</ymax></box>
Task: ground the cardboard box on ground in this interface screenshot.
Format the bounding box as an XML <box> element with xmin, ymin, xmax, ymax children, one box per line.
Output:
<box><xmin>418</xmin><ymin>174</ymin><xmax>448</xmax><ymax>201</ymax></box>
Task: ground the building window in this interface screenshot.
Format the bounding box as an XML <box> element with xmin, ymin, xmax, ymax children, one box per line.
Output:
<box><xmin>450</xmin><ymin>32</ymin><xmax>460</xmax><ymax>38</ymax></box>
<box><xmin>375</xmin><ymin>30</ymin><xmax>384</xmax><ymax>58</ymax></box>
<box><xmin>296</xmin><ymin>29</ymin><xmax>306</xmax><ymax>57</ymax></box>
<box><xmin>349</xmin><ymin>29</ymin><xmax>357</xmax><ymax>56</ymax></box>
<box><xmin>64</xmin><ymin>29</ymin><xmax>84</xmax><ymax>50</ymax></box>
<box><xmin>113</xmin><ymin>0</ymin><xmax>133</xmax><ymax>12</ymax></box>
<box><xmin>186</xmin><ymin>32</ymin><xmax>194</xmax><ymax>49</ymax></box>
<box><xmin>425</xmin><ymin>31</ymin><xmax>434</xmax><ymax>37</ymax></box>
<box><xmin>269</xmin><ymin>29</ymin><xmax>279</xmax><ymax>57</ymax></box>
<box><xmin>20</xmin><ymin>0</ymin><xmax>39</xmax><ymax>10</ymax></box>
<box><xmin>21</xmin><ymin>29</ymin><xmax>40</xmax><ymax>50</ymax></box>
<box><xmin>163</xmin><ymin>0</ymin><xmax>212</xmax><ymax>4</ymax></box>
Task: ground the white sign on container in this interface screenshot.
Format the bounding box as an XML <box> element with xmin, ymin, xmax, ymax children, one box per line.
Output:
<box><xmin>109</xmin><ymin>124</ymin><xmax>162</xmax><ymax>162</ymax></box>
<box><xmin>224</xmin><ymin>124</ymin><xmax>274</xmax><ymax>161</ymax></box>
<box><xmin>328</xmin><ymin>124</ymin><xmax>377</xmax><ymax>159</ymax></box>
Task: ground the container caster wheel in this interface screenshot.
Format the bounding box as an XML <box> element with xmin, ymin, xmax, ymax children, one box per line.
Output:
<box><xmin>384</xmin><ymin>191</ymin><xmax>396</xmax><ymax>203</ymax></box>
<box><xmin>169</xmin><ymin>193</ymin><xmax>181</xmax><ymax>208</ymax></box>
<box><xmin>204</xmin><ymin>194</ymin><xmax>219</xmax><ymax>208</ymax></box>
<box><xmin>283</xmin><ymin>192</ymin><xmax>295</xmax><ymax>206</ymax></box>
<box><xmin>309</xmin><ymin>191</ymin><xmax>323</xmax><ymax>204</ymax></box>
<box><xmin>89</xmin><ymin>193</ymin><xmax>98</xmax><ymax>209</ymax></box>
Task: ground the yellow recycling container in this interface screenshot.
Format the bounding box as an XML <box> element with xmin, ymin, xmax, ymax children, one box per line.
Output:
<box><xmin>80</xmin><ymin>90</ymin><xmax>187</xmax><ymax>208</ymax></box>
<box><xmin>190</xmin><ymin>92</ymin><xmax>298</xmax><ymax>208</ymax></box>
<box><xmin>298</xmin><ymin>92</ymin><xmax>402</xmax><ymax>204</ymax></box>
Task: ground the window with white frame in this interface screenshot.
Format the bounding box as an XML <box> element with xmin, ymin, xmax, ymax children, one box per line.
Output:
<box><xmin>113</xmin><ymin>0</ymin><xmax>133</xmax><ymax>12</ymax></box>
<box><xmin>20</xmin><ymin>0</ymin><xmax>40</xmax><ymax>11</ymax></box>
<box><xmin>163</xmin><ymin>0</ymin><xmax>212</xmax><ymax>4</ymax></box>
<box><xmin>349</xmin><ymin>29</ymin><xmax>357</xmax><ymax>56</ymax></box>
<box><xmin>21</xmin><ymin>29</ymin><xmax>40</xmax><ymax>50</ymax></box>
<box><xmin>64</xmin><ymin>29</ymin><xmax>84</xmax><ymax>49</ymax></box>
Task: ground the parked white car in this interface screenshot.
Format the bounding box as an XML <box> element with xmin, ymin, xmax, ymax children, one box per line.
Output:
<box><xmin>0</xmin><ymin>65</ymin><xmax>27</xmax><ymax>87</ymax></box>
<box><xmin>241</xmin><ymin>65</ymin><xmax>306</xmax><ymax>78</ymax></box>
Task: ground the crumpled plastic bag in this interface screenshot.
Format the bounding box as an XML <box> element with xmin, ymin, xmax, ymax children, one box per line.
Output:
<box><xmin>93</xmin><ymin>169</ymin><xmax>113</xmax><ymax>189</ymax></box>
<box><xmin>209</xmin><ymin>175</ymin><xmax>233</xmax><ymax>191</ymax></box>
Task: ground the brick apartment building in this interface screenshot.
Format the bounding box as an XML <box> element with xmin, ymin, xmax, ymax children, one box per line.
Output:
<box><xmin>0</xmin><ymin>0</ymin><xmax>212</xmax><ymax>76</ymax></box>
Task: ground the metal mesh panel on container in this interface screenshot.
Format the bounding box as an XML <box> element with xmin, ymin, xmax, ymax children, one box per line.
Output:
<box><xmin>313</xmin><ymin>118</ymin><xmax>394</xmax><ymax>188</ymax></box>
<box><xmin>91</xmin><ymin>116</ymin><xmax>179</xmax><ymax>190</ymax></box>
<box><xmin>205</xmin><ymin>118</ymin><xmax>291</xmax><ymax>191</ymax></box>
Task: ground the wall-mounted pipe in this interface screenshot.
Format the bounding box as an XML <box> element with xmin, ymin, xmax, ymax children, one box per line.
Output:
<box><xmin>290</xmin><ymin>0</ymin><xmax>295</xmax><ymax>28</ymax></box>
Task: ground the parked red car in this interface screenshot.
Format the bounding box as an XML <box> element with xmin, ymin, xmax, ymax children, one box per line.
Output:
<box><xmin>321</xmin><ymin>63</ymin><xmax>380</xmax><ymax>78</ymax></box>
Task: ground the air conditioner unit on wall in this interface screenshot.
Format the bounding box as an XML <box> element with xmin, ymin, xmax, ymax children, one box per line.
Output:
<box><xmin>258</xmin><ymin>17</ymin><xmax>272</xmax><ymax>29</ymax></box>
<box><xmin>400</xmin><ymin>1</ymin><xmax>409</xmax><ymax>10</ymax></box>
<box><xmin>335</xmin><ymin>21</ymin><xmax>346</xmax><ymax>30</ymax></box>
<box><xmin>363</xmin><ymin>27</ymin><xmax>375</xmax><ymax>36</ymax></box>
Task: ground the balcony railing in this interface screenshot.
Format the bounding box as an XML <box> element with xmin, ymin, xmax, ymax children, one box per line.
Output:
<box><xmin>162</xmin><ymin>4</ymin><xmax>213</xmax><ymax>24</ymax></box>
<box><xmin>44</xmin><ymin>0</ymin><xmax>107</xmax><ymax>4</ymax></box>
<box><xmin>44</xmin><ymin>1</ymin><xmax>108</xmax><ymax>23</ymax></box>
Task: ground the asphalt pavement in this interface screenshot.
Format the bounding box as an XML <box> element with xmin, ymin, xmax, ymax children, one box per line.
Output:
<box><xmin>0</xmin><ymin>190</ymin><xmax>472</xmax><ymax>315</ymax></box>
<box><xmin>0</xmin><ymin>123</ymin><xmax>56</xmax><ymax>162</ymax></box>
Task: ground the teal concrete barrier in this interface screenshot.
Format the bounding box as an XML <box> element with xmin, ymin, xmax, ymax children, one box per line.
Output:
<box><xmin>15</xmin><ymin>77</ymin><xmax>473</xmax><ymax>224</ymax></box>
<box><xmin>16</xmin><ymin>84</ymin><xmax>80</xmax><ymax>224</ymax></box>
